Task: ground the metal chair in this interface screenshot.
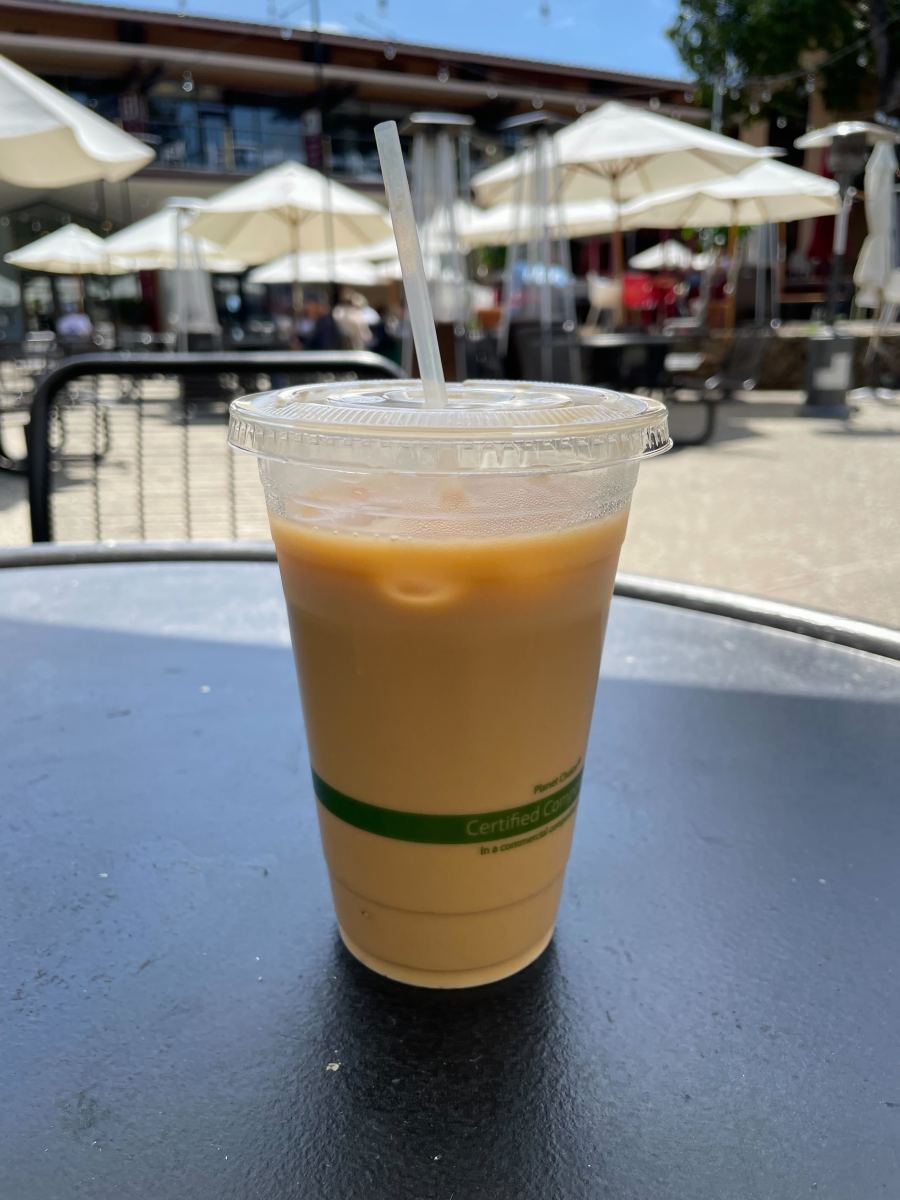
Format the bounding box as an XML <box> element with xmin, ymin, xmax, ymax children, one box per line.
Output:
<box><xmin>28</xmin><ymin>351</ymin><xmax>404</xmax><ymax>543</ymax></box>
<box><xmin>662</xmin><ymin>330</ymin><xmax>769</xmax><ymax>446</ymax></box>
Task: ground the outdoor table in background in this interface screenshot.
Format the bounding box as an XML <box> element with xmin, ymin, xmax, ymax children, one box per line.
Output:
<box><xmin>580</xmin><ymin>330</ymin><xmax>701</xmax><ymax>391</ymax></box>
<box><xmin>1</xmin><ymin>547</ymin><xmax>898</xmax><ymax>1199</ymax></box>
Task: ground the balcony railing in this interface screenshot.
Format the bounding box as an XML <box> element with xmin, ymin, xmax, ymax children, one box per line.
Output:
<box><xmin>141</xmin><ymin>121</ymin><xmax>412</xmax><ymax>181</ymax></box>
<box><xmin>136</xmin><ymin>120</ymin><xmax>492</xmax><ymax>182</ymax></box>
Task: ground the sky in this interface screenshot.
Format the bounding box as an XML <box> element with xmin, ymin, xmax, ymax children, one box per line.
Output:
<box><xmin>93</xmin><ymin>0</ymin><xmax>687</xmax><ymax>80</ymax></box>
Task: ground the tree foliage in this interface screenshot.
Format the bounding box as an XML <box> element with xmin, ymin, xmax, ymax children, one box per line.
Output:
<box><xmin>668</xmin><ymin>0</ymin><xmax>900</xmax><ymax>125</ymax></box>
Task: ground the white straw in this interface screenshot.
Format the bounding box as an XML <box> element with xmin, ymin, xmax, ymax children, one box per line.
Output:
<box><xmin>375</xmin><ymin>121</ymin><xmax>447</xmax><ymax>410</ymax></box>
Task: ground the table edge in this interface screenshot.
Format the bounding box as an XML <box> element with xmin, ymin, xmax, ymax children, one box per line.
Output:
<box><xmin>1</xmin><ymin>541</ymin><xmax>898</xmax><ymax>663</ymax></box>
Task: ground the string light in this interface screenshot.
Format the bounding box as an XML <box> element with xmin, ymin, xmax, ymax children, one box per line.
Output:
<box><xmin>384</xmin><ymin>45</ymin><xmax>396</xmax><ymax>59</ymax></box>
<box><xmin>649</xmin><ymin>96</ymin><xmax>661</xmax><ymax>110</ymax></box>
<box><xmin>437</xmin><ymin>65</ymin><xmax>449</xmax><ymax>82</ymax></box>
<box><xmin>776</xmin><ymin>115</ymin><xmax>787</xmax><ymax>129</ymax></box>
<box><xmin>532</xmin><ymin>95</ymin><xmax>544</xmax><ymax>109</ymax></box>
<box><xmin>804</xmin><ymin>75</ymin><xmax>816</xmax><ymax>94</ymax></box>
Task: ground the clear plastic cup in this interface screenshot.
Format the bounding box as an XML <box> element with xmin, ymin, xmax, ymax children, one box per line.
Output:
<box><xmin>229</xmin><ymin>380</ymin><xmax>669</xmax><ymax>988</ymax></box>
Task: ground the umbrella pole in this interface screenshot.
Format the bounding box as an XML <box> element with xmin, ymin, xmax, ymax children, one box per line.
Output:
<box><xmin>724</xmin><ymin>219</ymin><xmax>738</xmax><ymax>330</ymax></box>
<box><xmin>611</xmin><ymin>174</ymin><xmax>624</xmax><ymax>326</ymax></box>
<box><xmin>754</xmin><ymin>226</ymin><xmax>766</xmax><ymax>326</ymax></box>
<box><xmin>290</xmin><ymin>217</ymin><xmax>302</xmax><ymax>349</ymax></box>
<box><xmin>174</xmin><ymin>206</ymin><xmax>187</xmax><ymax>353</ymax></box>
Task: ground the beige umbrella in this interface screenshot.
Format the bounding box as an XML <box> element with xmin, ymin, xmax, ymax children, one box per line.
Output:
<box><xmin>188</xmin><ymin>161</ymin><xmax>391</xmax><ymax>264</ymax></box>
<box><xmin>473</xmin><ymin>101</ymin><xmax>764</xmax><ymax>281</ymax></box>
<box><xmin>189</xmin><ymin>160</ymin><xmax>390</xmax><ymax>329</ymax></box>
<box><xmin>4</xmin><ymin>223</ymin><xmax>128</xmax><ymax>274</ymax></box>
<box><xmin>0</xmin><ymin>53</ymin><xmax>154</xmax><ymax>187</ymax></box>
<box><xmin>628</xmin><ymin>240</ymin><xmax>712</xmax><ymax>271</ymax></box>
<box><xmin>853</xmin><ymin>141</ymin><xmax>898</xmax><ymax>311</ymax></box>
<box><xmin>103</xmin><ymin>205</ymin><xmax>245</xmax><ymax>273</ymax></box>
<box><xmin>622</xmin><ymin>158</ymin><xmax>842</xmax><ymax>327</ymax></box>
<box><xmin>462</xmin><ymin>197</ymin><xmax>617</xmax><ymax>248</ymax></box>
<box><xmin>248</xmin><ymin>251</ymin><xmax>381</xmax><ymax>288</ymax></box>
<box><xmin>473</xmin><ymin>101</ymin><xmax>763</xmax><ymax>207</ymax></box>
<box><xmin>105</xmin><ymin>200</ymin><xmax>241</xmax><ymax>352</ymax></box>
<box><xmin>621</xmin><ymin>158</ymin><xmax>840</xmax><ymax>228</ymax></box>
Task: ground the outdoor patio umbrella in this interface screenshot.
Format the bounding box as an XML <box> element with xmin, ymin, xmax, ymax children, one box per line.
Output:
<box><xmin>629</xmin><ymin>240</ymin><xmax>697</xmax><ymax>271</ymax></box>
<box><xmin>462</xmin><ymin>197</ymin><xmax>617</xmax><ymax>247</ymax></box>
<box><xmin>4</xmin><ymin>223</ymin><xmax>128</xmax><ymax>274</ymax></box>
<box><xmin>620</xmin><ymin>157</ymin><xmax>840</xmax><ymax>229</ymax></box>
<box><xmin>622</xmin><ymin>158</ymin><xmax>842</xmax><ymax>327</ymax></box>
<box><xmin>248</xmin><ymin>251</ymin><xmax>381</xmax><ymax>288</ymax></box>
<box><xmin>188</xmin><ymin>161</ymin><xmax>391</xmax><ymax>264</ymax></box>
<box><xmin>0</xmin><ymin>53</ymin><xmax>154</xmax><ymax>187</ymax></box>
<box><xmin>103</xmin><ymin>204</ymin><xmax>245</xmax><ymax>273</ymax></box>
<box><xmin>472</xmin><ymin>102</ymin><xmax>764</xmax><ymax>209</ymax></box>
<box><xmin>189</xmin><ymin>161</ymin><xmax>390</xmax><ymax>328</ymax></box>
<box><xmin>105</xmin><ymin>201</ymin><xmax>242</xmax><ymax>351</ymax></box>
<box><xmin>794</xmin><ymin>121</ymin><xmax>900</xmax><ymax>152</ymax></box>
<box><xmin>473</xmin><ymin>101</ymin><xmax>764</xmax><ymax>280</ymax></box>
<box><xmin>853</xmin><ymin>141</ymin><xmax>898</xmax><ymax>311</ymax></box>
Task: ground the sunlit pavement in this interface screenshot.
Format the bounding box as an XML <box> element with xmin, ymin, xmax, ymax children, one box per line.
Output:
<box><xmin>1</xmin><ymin>388</ymin><xmax>898</xmax><ymax>629</ymax></box>
<box><xmin>621</xmin><ymin>389</ymin><xmax>900</xmax><ymax>629</ymax></box>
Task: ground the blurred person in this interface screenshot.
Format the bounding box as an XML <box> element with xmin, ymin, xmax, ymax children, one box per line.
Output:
<box><xmin>55</xmin><ymin>303</ymin><xmax>93</xmax><ymax>343</ymax></box>
<box><xmin>333</xmin><ymin>290</ymin><xmax>378</xmax><ymax>350</ymax></box>
<box><xmin>299</xmin><ymin>291</ymin><xmax>344</xmax><ymax>351</ymax></box>
<box><xmin>368</xmin><ymin>305</ymin><xmax>402</xmax><ymax>363</ymax></box>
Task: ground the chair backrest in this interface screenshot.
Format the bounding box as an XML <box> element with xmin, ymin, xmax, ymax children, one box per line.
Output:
<box><xmin>719</xmin><ymin>331</ymin><xmax>768</xmax><ymax>392</ymax></box>
<box><xmin>28</xmin><ymin>350</ymin><xmax>405</xmax><ymax>543</ymax></box>
<box><xmin>622</xmin><ymin>273</ymin><xmax>656</xmax><ymax>311</ymax></box>
<box><xmin>505</xmin><ymin>320</ymin><xmax>582</xmax><ymax>384</ymax></box>
<box><xmin>587</xmin><ymin>273</ymin><xmax>620</xmax><ymax>311</ymax></box>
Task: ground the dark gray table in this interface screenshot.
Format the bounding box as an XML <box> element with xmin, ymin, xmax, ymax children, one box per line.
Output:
<box><xmin>2</xmin><ymin>553</ymin><xmax>899</xmax><ymax>1200</ymax></box>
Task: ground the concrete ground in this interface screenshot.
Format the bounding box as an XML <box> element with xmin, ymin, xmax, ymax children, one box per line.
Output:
<box><xmin>1</xmin><ymin>387</ymin><xmax>898</xmax><ymax>628</ymax></box>
<box><xmin>620</xmin><ymin>389</ymin><xmax>900</xmax><ymax>629</ymax></box>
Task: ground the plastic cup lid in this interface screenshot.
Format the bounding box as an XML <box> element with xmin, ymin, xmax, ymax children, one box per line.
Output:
<box><xmin>228</xmin><ymin>379</ymin><xmax>670</xmax><ymax>473</ymax></box>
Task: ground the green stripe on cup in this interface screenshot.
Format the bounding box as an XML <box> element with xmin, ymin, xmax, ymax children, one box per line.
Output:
<box><xmin>312</xmin><ymin>770</ymin><xmax>582</xmax><ymax>845</ymax></box>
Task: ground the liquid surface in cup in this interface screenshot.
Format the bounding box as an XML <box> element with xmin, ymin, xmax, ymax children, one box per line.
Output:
<box><xmin>271</xmin><ymin>492</ymin><xmax>628</xmax><ymax>988</ymax></box>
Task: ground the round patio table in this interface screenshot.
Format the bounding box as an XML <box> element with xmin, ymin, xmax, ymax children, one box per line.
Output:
<box><xmin>1</xmin><ymin>547</ymin><xmax>898</xmax><ymax>1200</ymax></box>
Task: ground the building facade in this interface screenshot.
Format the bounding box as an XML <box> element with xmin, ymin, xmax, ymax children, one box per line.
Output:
<box><xmin>0</xmin><ymin>0</ymin><xmax>696</xmax><ymax>225</ymax></box>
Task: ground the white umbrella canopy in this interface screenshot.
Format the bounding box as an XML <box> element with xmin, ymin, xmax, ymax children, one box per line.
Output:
<box><xmin>4</xmin><ymin>223</ymin><xmax>128</xmax><ymax>274</ymax></box>
<box><xmin>0</xmin><ymin>53</ymin><xmax>154</xmax><ymax>187</ymax></box>
<box><xmin>472</xmin><ymin>100</ymin><xmax>764</xmax><ymax>207</ymax></box>
<box><xmin>103</xmin><ymin>206</ymin><xmax>245</xmax><ymax>273</ymax></box>
<box><xmin>621</xmin><ymin>157</ymin><xmax>841</xmax><ymax>229</ymax></box>
<box><xmin>853</xmin><ymin>141</ymin><xmax>899</xmax><ymax>310</ymax></box>
<box><xmin>629</xmin><ymin>240</ymin><xmax>701</xmax><ymax>270</ymax></box>
<box><xmin>462</xmin><ymin>197</ymin><xmax>618</xmax><ymax>247</ymax></box>
<box><xmin>188</xmin><ymin>161</ymin><xmax>391</xmax><ymax>264</ymax></box>
<box><xmin>362</xmin><ymin>204</ymin><xmax>479</xmax><ymax>263</ymax></box>
<box><xmin>248</xmin><ymin>251</ymin><xmax>381</xmax><ymax>288</ymax></box>
<box><xmin>795</xmin><ymin>121</ymin><xmax>900</xmax><ymax>150</ymax></box>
